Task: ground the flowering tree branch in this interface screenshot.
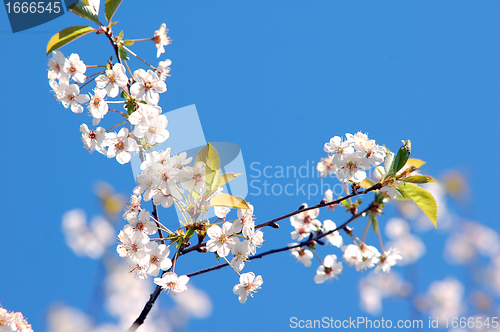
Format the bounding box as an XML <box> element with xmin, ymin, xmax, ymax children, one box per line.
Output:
<box><xmin>43</xmin><ymin>2</ymin><xmax>439</xmax><ymax>332</ymax></box>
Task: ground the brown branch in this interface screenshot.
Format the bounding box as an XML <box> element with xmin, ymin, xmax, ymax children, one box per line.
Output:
<box><xmin>180</xmin><ymin>183</ymin><xmax>381</xmax><ymax>256</ymax></box>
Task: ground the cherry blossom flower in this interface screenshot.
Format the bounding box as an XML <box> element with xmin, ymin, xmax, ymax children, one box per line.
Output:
<box><xmin>154</xmin><ymin>23</ymin><xmax>172</xmax><ymax>58</ymax></box>
<box><xmin>130</xmin><ymin>69</ymin><xmax>166</xmax><ymax>105</ymax></box>
<box><xmin>142</xmin><ymin>242</ymin><xmax>172</xmax><ymax>276</ymax></box>
<box><xmin>323</xmin><ymin>135</ymin><xmax>354</xmax><ymax>162</ymax></box>
<box><xmin>123</xmin><ymin>195</ymin><xmax>142</xmax><ymax>222</ymax></box>
<box><xmin>104</xmin><ymin>128</ymin><xmax>139</xmax><ymax>164</ymax></box>
<box><xmin>355</xmin><ymin>245</ymin><xmax>381</xmax><ymax>272</ymax></box>
<box><xmin>314</xmin><ymin>254</ymin><xmax>343</xmax><ymax>283</ymax></box>
<box><xmin>0</xmin><ymin>306</ymin><xmax>33</xmax><ymax>332</ymax></box>
<box><xmin>290</xmin><ymin>204</ymin><xmax>321</xmax><ymax>240</ymax></box>
<box><xmin>375</xmin><ymin>247</ymin><xmax>402</xmax><ymax>273</ymax></box>
<box><xmin>154</xmin><ymin>272</ymin><xmax>190</xmax><ymax>294</ymax></box>
<box><xmin>95</xmin><ymin>63</ymin><xmax>128</xmax><ymax>98</ymax></box>
<box><xmin>180</xmin><ymin>161</ymin><xmax>207</xmax><ymax>194</ymax></box>
<box><xmin>317</xmin><ymin>155</ymin><xmax>337</xmax><ymax>177</ymax></box>
<box><xmin>64</xmin><ymin>53</ymin><xmax>87</xmax><ymax>83</ymax></box>
<box><xmin>342</xmin><ymin>244</ymin><xmax>363</xmax><ymax>267</ymax></box>
<box><xmin>128</xmin><ymin>103</ymin><xmax>162</xmax><ymax>125</ymax></box>
<box><xmin>231</xmin><ymin>240</ymin><xmax>250</xmax><ymax>272</ymax></box>
<box><xmin>322</xmin><ymin>219</ymin><xmax>343</xmax><ymax>247</ymax></box>
<box><xmin>206</xmin><ymin>222</ymin><xmax>236</xmax><ymax>257</ymax></box>
<box><xmin>243</xmin><ymin>227</ymin><xmax>264</xmax><ymax>255</ymax></box>
<box><xmin>232</xmin><ymin>204</ymin><xmax>254</xmax><ymax>233</ymax></box>
<box><xmin>117</xmin><ymin>226</ymin><xmax>149</xmax><ymax>263</ymax></box>
<box><xmin>214</xmin><ymin>206</ymin><xmax>231</xmax><ymax>219</ymax></box>
<box><xmin>58</xmin><ymin>82</ymin><xmax>90</xmax><ymax>113</ymax></box>
<box><xmin>133</xmin><ymin>113</ymin><xmax>169</xmax><ymax>145</ymax></box>
<box><xmin>156</xmin><ymin>59</ymin><xmax>172</xmax><ymax>81</ymax></box>
<box><xmin>80</xmin><ymin>124</ymin><xmax>106</xmax><ymax>154</ymax></box>
<box><xmin>289</xmin><ymin>243</ymin><xmax>313</xmax><ymax>267</ymax></box>
<box><xmin>47</xmin><ymin>50</ymin><xmax>66</xmax><ymax>81</ymax></box>
<box><xmin>129</xmin><ymin>210</ymin><xmax>158</xmax><ymax>235</ymax></box>
<box><xmin>87</xmin><ymin>88</ymin><xmax>108</xmax><ymax>120</ymax></box>
<box><xmin>233</xmin><ymin>272</ymin><xmax>263</xmax><ymax>304</ymax></box>
<box><xmin>336</xmin><ymin>151</ymin><xmax>371</xmax><ymax>183</ymax></box>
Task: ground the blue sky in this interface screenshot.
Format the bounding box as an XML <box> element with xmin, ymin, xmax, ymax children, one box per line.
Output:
<box><xmin>0</xmin><ymin>1</ymin><xmax>499</xmax><ymax>331</ymax></box>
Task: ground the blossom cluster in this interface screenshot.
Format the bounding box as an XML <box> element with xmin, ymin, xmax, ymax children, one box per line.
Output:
<box><xmin>0</xmin><ymin>306</ymin><xmax>33</xmax><ymax>332</ymax></box>
<box><xmin>47</xmin><ymin>24</ymin><xmax>172</xmax><ymax>165</ymax></box>
<box><xmin>317</xmin><ymin>132</ymin><xmax>386</xmax><ymax>183</ymax></box>
<box><xmin>117</xmin><ymin>147</ymin><xmax>264</xmax><ymax>301</ymax></box>
<box><xmin>289</xmin><ymin>204</ymin><xmax>402</xmax><ymax>283</ymax></box>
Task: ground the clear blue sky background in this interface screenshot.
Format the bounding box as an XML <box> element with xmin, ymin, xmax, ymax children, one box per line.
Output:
<box><xmin>0</xmin><ymin>1</ymin><xmax>499</xmax><ymax>331</ymax></box>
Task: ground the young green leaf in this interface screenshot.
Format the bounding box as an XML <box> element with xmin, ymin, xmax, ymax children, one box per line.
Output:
<box><xmin>105</xmin><ymin>0</ymin><xmax>123</xmax><ymax>22</ymax></box>
<box><xmin>406</xmin><ymin>158</ymin><xmax>426</xmax><ymax>170</ymax></box>
<box><xmin>69</xmin><ymin>2</ymin><xmax>101</xmax><ymax>25</ymax></box>
<box><xmin>401</xmin><ymin>175</ymin><xmax>437</xmax><ymax>184</ymax></box>
<box><xmin>185</xmin><ymin>228</ymin><xmax>195</xmax><ymax>240</ymax></box>
<box><xmin>46</xmin><ymin>26</ymin><xmax>97</xmax><ymax>56</ymax></box>
<box><xmin>195</xmin><ymin>143</ymin><xmax>221</xmax><ymax>172</ymax></box>
<box><xmin>387</xmin><ymin>140</ymin><xmax>411</xmax><ymax>177</ymax></box>
<box><xmin>218</xmin><ymin>172</ymin><xmax>241</xmax><ymax>187</ymax></box>
<box><xmin>384</xmin><ymin>151</ymin><xmax>395</xmax><ymax>176</ymax></box>
<box><xmin>206</xmin><ymin>169</ymin><xmax>221</xmax><ymax>192</ymax></box>
<box><xmin>118</xmin><ymin>47</ymin><xmax>129</xmax><ymax>60</ymax></box>
<box><xmin>399</xmin><ymin>183</ymin><xmax>437</xmax><ymax>228</ymax></box>
<box><xmin>209</xmin><ymin>193</ymin><xmax>250</xmax><ymax>209</ymax></box>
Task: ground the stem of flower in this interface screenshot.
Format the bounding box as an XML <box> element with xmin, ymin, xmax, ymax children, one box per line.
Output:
<box><xmin>123</xmin><ymin>46</ymin><xmax>156</xmax><ymax>70</ymax></box>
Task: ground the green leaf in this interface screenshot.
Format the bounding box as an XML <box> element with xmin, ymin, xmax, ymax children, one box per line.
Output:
<box><xmin>46</xmin><ymin>26</ymin><xmax>96</xmax><ymax>56</ymax></box>
<box><xmin>401</xmin><ymin>175</ymin><xmax>437</xmax><ymax>184</ymax></box>
<box><xmin>185</xmin><ymin>228</ymin><xmax>195</xmax><ymax>240</ymax></box>
<box><xmin>219</xmin><ymin>172</ymin><xmax>241</xmax><ymax>187</ymax></box>
<box><xmin>399</xmin><ymin>183</ymin><xmax>437</xmax><ymax>228</ymax></box>
<box><xmin>108</xmin><ymin>21</ymin><xmax>119</xmax><ymax>28</ymax></box>
<box><xmin>406</xmin><ymin>158</ymin><xmax>426</xmax><ymax>170</ymax></box>
<box><xmin>105</xmin><ymin>0</ymin><xmax>123</xmax><ymax>22</ymax></box>
<box><xmin>209</xmin><ymin>193</ymin><xmax>250</xmax><ymax>209</ymax></box>
<box><xmin>69</xmin><ymin>2</ymin><xmax>100</xmax><ymax>25</ymax></box>
<box><xmin>388</xmin><ymin>140</ymin><xmax>411</xmax><ymax>177</ymax></box>
<box><xmin>206</xmin><ymin>169</ymin><xmax>221</xmax><ymax>192</ymax></box>
<box><xmin>123</xmin><ymin>39</ymin><xmax>135</xmax><ymax>46</ymax></box>
<box><xmin>116</xmin><ymin>30</ymin><xmax>123</xmax><ymax>43</ymax></box>
<box><xmin>118</xmin><ymin>47</ymin><xmax>129</xmax><ymax>60</ymax></box>
<box><xmin>384</xmin><ymin>151</ymin><xmax>395</xmax><ymax>176</ymax></box>
<box><xmin>195</xmin><ymin>143</ymin><xmax>221</xmax><ymax>172</ymax></box>
<box><xmin>340</xmin><ymin>200</ymin><xmax>350</xmax><ymax>209</ymax></box>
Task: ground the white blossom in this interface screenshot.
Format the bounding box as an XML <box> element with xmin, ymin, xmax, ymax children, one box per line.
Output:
<box><xmin>130</xmin><ymin>69</ymin><xmax>166</xmax><ymax>105</ymax></box>
<box><xmin>289</xmin><ymin>243</ymin><xmax>313</xmax><ymax>267</ymax></box>
<box><xmin>64</xmin><ymin>53</ymin><xmax>87</xmax><ymax>83</ymax></box>
<box><xmin>206</xmin><ymin>222</ymin><xmax>236</xmax><ymax>257</ymax></box>
<box><xmin>154</xmin><ymin>272</ymin><xmax>189</xmax><ymax>294</ymax></box>
<box><xmin>233</xmin><ymin>272</ymin><xmax>263</xmax><ymax>304</ymax></box>
<box><xmin>154</xmin><ymin>23</ymin><xmax>172</xmax><ymax>58</ymax></box>
<box><xmin>314</xmin><ymin>254</ymin><xmax>343</xmax><ymax>283</ymax></box>
<box><xmin>95</xmin><ymin>63</ymin><xmax>128</xmax><ymax>97</ymax></box>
